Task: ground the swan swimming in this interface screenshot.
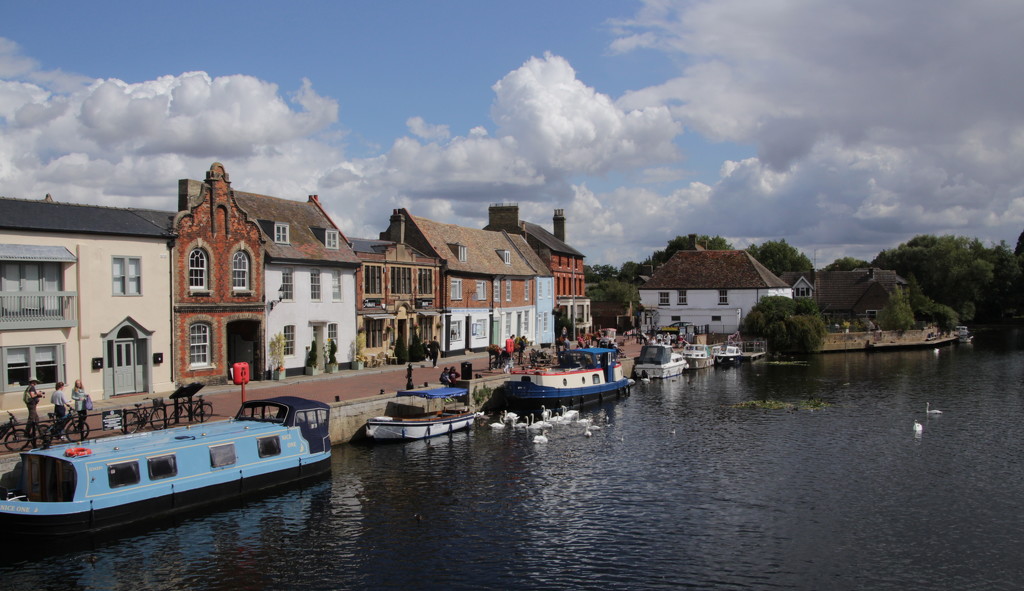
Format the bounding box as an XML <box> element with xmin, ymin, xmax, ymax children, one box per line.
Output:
<box><xmin>926</xmin><ymin>402</ymin><xmax>943</xmax><ymax>414</ymax></box>
<box><xmin>913</xmin><ymin>421</ymin><xmax>924</xmax><ymax>434</ymax></box>
<box><xmin>533</xmin><ymin>432</ymin><xmax>548</xmax><ymax>444</ymax></box>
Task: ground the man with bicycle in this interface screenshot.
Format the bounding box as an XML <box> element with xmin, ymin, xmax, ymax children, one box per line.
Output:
<box><xmin>23</xmin><ymin>377</ymin><xmax>43</xmax><ymax>430</ymax></box>
<box><xmin>50</xmin><ymin>381</ymin><xmax>70</xmax><ymax>440</ymax></box>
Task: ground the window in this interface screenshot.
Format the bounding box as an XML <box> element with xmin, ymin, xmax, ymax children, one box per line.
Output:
<box><xmin>364</xmin><ymin>266</ymin><xmax>382</xmax><ymax>295</ymax></box>
<box><xmin>493</xmin><ymin>279</ymin><xmax>499</xmax><ymax>302</ymax></box>
<box><xmin>280</xmin><ymin>269</ymin><xmax>294</xmax><ymax>300</ymax></box>
<box><xmin>719</xmin><ymin>290</ymin><xmax>729</xmax><ymax>305</ymax></box>
<box><xmin>328</xmin><ymin>323</ymin><xmax>338</xmax><ymax>342</ymax></box>
<box><xmin>274</xmin><ymin>223</ymin><xmax>290</xmax><ymax>244</ymax></box>
<box><xmin>525</xmin><ymin>279</ymin><xmax>530</xmax><ymax>301</ymax></box>
<box><xmin>325</xmin><ymin>230</ymin><xmax>339</xmax><ymax>250</ymax></box>
<box><xmin>332</xmin><ymin>271</ymin><xmax>342</xmax><ymax>301</ymax></box>
<box><xmin>417</xmin><ymin>269</ymin><xmax>433</xmax><ymax>295</ymax></box>
<box><xmin>659</xmin><ymin>292</ymin><xmax>669</xmax><ymax>305</ymax></box>
<box><xmin>677</xmin><ymin>290</ymin><xmax>687</xmax><ymax>305</ymax></box>
<box><xmin>368</xmin><ymin>318</ymin><xmax>385</xmax><ymax>348</ymax></box>
<box><xmin>232</xmin><ymin>251</ymin><xmax>249</xmax><ymax>292</ymax></box>
<box><xmin>112</xmin><ymin>257</ymin><xmax>141</xmax><ymax>296</ymax></box>
<box><xmin>108</xmin><ymin>462</ymin><xmax>141</xmax><ymax>488</ymax></box>
<box><xmin>189</xmin><ymin>324</ymin><xmax>210</xmax><ymax>367</ymax></box>
<box><xmin>310</xmin><ymin>269</ymin><xmax>321</xmax><ymax>301</ymax></box>
<box><xmin>472</xmin><ymin>319</ymin><xmax>485</xmax><ymax>337</ymax></box>
<box><xmin>284</xmin><ymin>325</ymin><xmax>295</xmax><ymax>356</ymax></box>
<box><xmin>209</xmin><ymin>444</ymin><xmax>236</xmax><ymax>468</ymax></box>
<box><xmin>711</xmin><ymin>315</ymin><xmax>722</xmax><ymax>322</ymax></box>
<box><xmin>795</xmin><ymin>286</ymin><xmax>811</xmax><ymax>298</ymax></box>
<box><xmin>501</xmin><ymin>250</ymin><xmax>511</xmax><ymax>264</ymax></box>
<box><xmin>451</xmin><ymin>279</ymin><xmax>462</xmax><ymax>300</ymax></box>
<box><xmin>450</xmin><ymin>319</ymin><xmax>463</xmax><ymax>341</ymax></box>
<box><xmin>148</xmin><ymin>455</ymin><xmax>178</xmax><ymax>480</ymax></box>
<box><xmin>258</xmin><ymin>436</ymin><xmax>282</xmax><ymax>458</ymax></box>
<box><xmin>4</xmin><ymin>345</ymin><xmax>60</xmax><ymax>387</ymax></box>
<box><xmin>457</xmin><ymin>244</ymin><xmax>467</xmax><ymax>262</ymax></box>
<box><xmin>476</xmin><ymin>281</ymin><xmax>487</xmax><ymax>301</ymax></box>
<box><xmin>523</xmin><ymin>311</ymin><xmax>530</xmax><ymax>335</ymax></box>
<box><xmin>188</xmin><ymin>249</ymin><xmax>208</xmax><ymax>290</ymax></box>
<box><xmin>505</xmin><ymin>280</ymin><xmax>511</xmax><ymax>302</ymax></box>
<box><xmin>391</xmin><ymin>267</ymin><xmax>412</xmax><ymax>294</ymax></box>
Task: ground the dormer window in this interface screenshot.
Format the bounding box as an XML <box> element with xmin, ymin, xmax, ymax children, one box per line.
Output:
<box><xmin>325</xmin><ymin>230</ymin><xmax>339</xmax><ymax>250</ymax></box>
<box><xmin>500</xmin><ymin>250</ymin><xmax>511</xmax><ymax>265</ymax></box>
<box><xmin>274</xmin><ymin>223</ymin><xmax>290</xmax><ymax>244</ymax></box>
<box><xmin>457</xmin><ymin>244</ymin><xmax>467</xmax><ymax>262</ymax></box>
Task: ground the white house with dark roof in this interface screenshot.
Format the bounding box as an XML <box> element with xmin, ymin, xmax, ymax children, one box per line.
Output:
<box><xmin>0</xmin><ymin>195</ymin><xmax>176</xmax><ymax>410</ymax></box>
<box><xmin>639</xmin><ymin>248</ymin><xmax>792</xmax><ymax>335</ymax></box>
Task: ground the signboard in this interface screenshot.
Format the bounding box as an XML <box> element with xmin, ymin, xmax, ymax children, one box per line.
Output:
<box><xmin>102</xmin><ymin>409</ymin><xmax>123</xmax><ymax>431</ymax></box>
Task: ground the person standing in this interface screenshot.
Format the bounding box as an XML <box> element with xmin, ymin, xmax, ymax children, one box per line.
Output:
<box><xmin>71</xmin><ymin>379</ymin><xmax>88</xmax><ymax>419</ymax></box>
<box><xmin>51</xmin><ymin>381</ymin><xmax>69</xmax><ymax>440</ymax></box>
<box><xmin>429</xmin><ymin>337</ymin><xmax>440</xmax><ymax>368</ymax></box>
<box><xmin>22</xmin><ymin>378</ymin><xmax>43</xmax><ymax>427</ymax></box>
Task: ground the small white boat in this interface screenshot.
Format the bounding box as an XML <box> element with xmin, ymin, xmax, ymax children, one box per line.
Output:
<box><xmin>681</xmin><ymin>343</ymin><xmax>714</xmax><ymax>369</ymax></box>
<box><xmin>634</xmin><ymin>343</ymin><xmax>688</xmax><ymax>379</ymax></box>
<box><xmin>365</xmin><ymin>387</ymin><xmax>475</xmax><ymax>441</ymax></box>
<box><xmin>955</xmin><ymin>326</ymin><xmax>973</xmax><ymax>343</ymax></box>
<box><xmin>712</xmin><ymin>344</ymin><xmax>744</xmax><ymax>366</ymax></box>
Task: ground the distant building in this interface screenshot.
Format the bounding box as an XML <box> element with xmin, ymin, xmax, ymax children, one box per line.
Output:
<box><xmin>779</xmin><ymin>268</ymin><xmax>907</xmax><ymax>322</ymax></box>
<box><xmin>640</xmin><ymin>247</ymin><xmax>791</xmax><ymax>335</ymax></box>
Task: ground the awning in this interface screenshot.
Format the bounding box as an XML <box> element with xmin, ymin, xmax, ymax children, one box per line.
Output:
<box><xmin>363</xmin><ymin>313</ymin><xmax>396</xmax><ymax>319</ymax></box>
<box><xmin>397</xmin><ymin>387</ymin><xmax>468</xmax><ymax>399</ymax></box>
<box><xmin>0</xmin><ymin>244</ymin><xmax>76</xmax><ymax>262</ymax></box>
<box><xmin>417</xmin><ymin>311</ymin><xmax>441</xmax><ymax>316</ymax></box>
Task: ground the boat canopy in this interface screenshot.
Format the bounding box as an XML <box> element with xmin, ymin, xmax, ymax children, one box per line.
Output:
<box><xmin>397</xmin><ymin>387</ymin><xmax>468</xmax><ymax>399</ymax></box>
<box><xmin>235</xmin><ymin>396</ymin><xmax>330</xmax><ymax>426</ymax></box>
<box><xmin>637</xmin><ymin>345</ymin><xmax>674</xmax><ymax>365</ymax></box>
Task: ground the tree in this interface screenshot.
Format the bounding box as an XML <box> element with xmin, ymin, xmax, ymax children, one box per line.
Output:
<box><xmin>585</xmin><ymin>264</ymin><xmax>619</xmax><ymax>284</ymax></box>
<box><xmin>743</xmin><ymin>295</ymin><xmax>826</xmax><ymax>353</ymax></box>
<box><xmin>746</xmin><ymin>239</ymin><xmax>813</xmax><ymax>276</ymax></box>
<box><xmin>587</xmin><ymin>279</ymin><xmax>639</xmax><ymax>304</ymax></box>
<box><xmin>825</xmin><ymin>256</ymin><xmax>870</xmax><ymax>271</ymax></box>
<box><xmin>408</xmin><ymin>330</ymin><xmax>426</xmax><ymax>362</ymax></box>
<box><xmin>876</xmin><ymin>287</ymin><xmax>915</xmax><ymax>331</ymax></box>
<box><xmin>394</xmin><ymin>331</ymin><xmax>408</xmax><ymax>364</ymax></box>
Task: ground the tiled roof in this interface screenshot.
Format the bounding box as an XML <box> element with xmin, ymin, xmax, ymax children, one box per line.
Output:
<box><xmin>406</xmin><ymin>211</ymin><xmax>545</xmax><ymax>276</ymax></box>
<box><xmin>779</xmin><ymin>269</ymin><xmax>907</xmax><ymax>312</ymax></box>
<box><xmin>0</xmin><ymin>196</ymin><xmax>174</xmax><ymax>237</ymax></box>
<box><xmin>521</xmin><ymin>221</ymin><xmax>583</xmax><ymax>257</ymax></box>
<box><xmin>644</xmin><ymin>250</ymin><xmax>790</xmax><ymax>289</ymax></box>
<box><xmin>233</xmin><ymin>192</ymin><xmax>360</xmax><ymax>266</ymax></box>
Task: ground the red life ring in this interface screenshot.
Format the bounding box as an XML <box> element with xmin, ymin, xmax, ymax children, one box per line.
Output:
<box><xmin>64</xmin><ymin>447</ymin><xmax>92</xmax><ymax>458</ymax></box>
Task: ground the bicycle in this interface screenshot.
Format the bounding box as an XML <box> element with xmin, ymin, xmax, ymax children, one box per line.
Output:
<box><xmin>162</xmin><ymin>394</ymin><xmax>213</xmax><ymax>426</ymax></box>
<box><xmin>1</xmin><ymin>412</ymin><xmax>27</xmax><ymax>452</ymax></box>
<box><xmin>36</xmin><ymin>407</ymin><xmax>90</xmax><ymax>449</ymax></box>
<box><xmin>122</xmin><ymin>398</ymin><xmax>166</xmax><ymax>434</ymax></box>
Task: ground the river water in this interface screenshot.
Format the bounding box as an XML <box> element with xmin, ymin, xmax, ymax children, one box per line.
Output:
<box><xmin>3</xmin><ymin>328</ymin><xmax>1023</xmax><ymax>590</ymax></box>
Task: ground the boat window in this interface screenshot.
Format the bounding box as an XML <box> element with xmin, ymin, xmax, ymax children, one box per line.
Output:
<box><xmin>210</xmin><ymin>444</ymin><xmax>236</xmax><ymax>468</ymax></box>
<box><xmin>108</xmin><ymin>461</ymin><xmax>141</xmax><ymax>488</ymax></box>
<box><xmin>148</xmin><ymin>454</ymin><xmax>178</xmax><ymax>480</ymax></box>
<box><xmin>236</xmin><ymin>402</ymin><xmax>287</xmax><ymax>423</ymax></box>
<box><xmin>257</xmin><ymin>436</ymin><xmax>281</xmax><ymax>458</ymax></box>
<box><xmin>592</xmin><ymin>375</ymin><xmax>601</xmax><ymax>384</ymax></box>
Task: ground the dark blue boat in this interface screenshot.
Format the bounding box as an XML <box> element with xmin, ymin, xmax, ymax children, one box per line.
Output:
<box><xmin>504</xmin><ymin>347</ymin><xmax>633</xmax><ymax>413</ymax></box>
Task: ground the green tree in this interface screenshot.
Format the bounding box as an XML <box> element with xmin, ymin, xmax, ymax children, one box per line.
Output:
<box><xmin>585</xmin><ymin>264</ymin><xmax>619</xmax><ymax>284</ymax></box>
<box><xmin>876</xmin><ymin>286</ymin><xmax>915</xmax><ymax>331</ymax></box>
<box><xmin>587</xmin><ymin>279</ymin><xmax>639</xmax><ymax>304</ymax></box>
<box><xmin>824</xmin><ymin>256</ymin><xmax>870</xmax><ymax>271</ymax></box>
<box><xmin>408</xmin><ymin>331</ymin><xmax>426</xmax><ymax>362</ymax></box>
<box><xmin>743</xmin><ymin>296</ymin><xmax>826</xmax><ymax>353</ymax></box>
<box><xmin>746</xmin><ymin>239</ymin><xmax>813</xmax><ymax>276</ymax></box>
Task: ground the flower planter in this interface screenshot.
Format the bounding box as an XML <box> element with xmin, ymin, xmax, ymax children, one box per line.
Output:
<box><xmin>326</xmin><ymin>363</ymin><xmax>338</xmax><ymax>374</ymax></box>
<box><xmin>304</xmin><ymin>367</ymin><xmax>320</xmax><ymax>376</ymax></box>
<box><xmin>273</xmin><ymin>369</ymin><xmax>285</xmax><ymax>381</ymax></box>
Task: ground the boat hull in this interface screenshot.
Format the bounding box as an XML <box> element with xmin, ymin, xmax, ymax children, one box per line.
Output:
<box><xmin>504</xmin><ymin>378</ymin><xmax>632</xmax><ymax>413</ymax></box>
<box><xmin>365</xmin><ymin>411</ymin><xmax>475</xmax><ymax>440</ymax></box>
<box><xmin>634</xmin><ymin>361</ymin><xmax>688</xmax><ymax>379</ymax></box>
<box><xmin>684</xmin><ymin>356</ymin><xmax>715</xmax><ymax>369</ymax></box>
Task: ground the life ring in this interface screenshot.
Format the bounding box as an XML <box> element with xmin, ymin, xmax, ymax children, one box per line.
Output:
<box><xmin>64</xmin><ymin>447</ymin><xmax>92</xmax><ymax>458</ymax></box>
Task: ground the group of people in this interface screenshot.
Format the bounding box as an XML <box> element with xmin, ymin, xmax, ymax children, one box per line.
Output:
<box><xmin>439</xmin><ymin>366</ymin><xmax>461</xmax><ymax>386</ymax></box>
<box><xmin>22</xmin><ymin>377</ymin><xmax>90</xmax><ymax>438</ymax></box>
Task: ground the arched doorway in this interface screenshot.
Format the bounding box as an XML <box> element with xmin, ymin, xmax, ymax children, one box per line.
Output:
<box><xmin>102</xmin><ymin>318</ymin><xmax>154</xmax><ymax>396</ymax></box>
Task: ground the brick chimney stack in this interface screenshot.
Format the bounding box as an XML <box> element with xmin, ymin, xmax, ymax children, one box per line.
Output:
<box><xmin>389</xmin><ymin>209</ymin><xmax>406</xmax><ymax>244</ymax></box>
<box><xmin>553</xmin><ymin>209</ymin><xmax>566</xmax><ymax>242</ymax></box>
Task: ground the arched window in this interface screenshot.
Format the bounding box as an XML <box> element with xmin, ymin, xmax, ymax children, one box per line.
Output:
<box><xmin>189</xmin><ymin>249</ymin><xmax>208</xmax><ymax>290</ymax></box>
<box><xmin>232</xmin><ymin>251</ymin><xmax>250</xmax><ymax>291</ymax></box>
<box><xmin>189</xmin><ymin>323</ymin><xmax>210</xmax><ymax>367</ymax></box>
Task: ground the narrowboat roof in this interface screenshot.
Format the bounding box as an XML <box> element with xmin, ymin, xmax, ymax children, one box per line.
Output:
<box><xmin>397</xmin><ymin>387</ymin><xmax>468</xmax><ymax>399</ymax></box>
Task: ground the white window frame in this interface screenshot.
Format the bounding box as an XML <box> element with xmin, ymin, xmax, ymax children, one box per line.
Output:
<box><xmin>232</xmin><ymin>251</ymin><xmax>249</xmax><ymax>292</ymax></box>
<box><xmin>501</xmin><ymin>250</ymin><xmax>511</xmax><ymax>265</ymax></box>
<box><xmin>450</xmin><ymin>319</ymin><xmax>463</xmax><ymax>341</ymax></box>
<box><xmin>476</xmin><ymin>281</ymin><xmax>487</xmax><ymax>301</ymax></box>
<box><xmin>451</xmin><ymin>279</ymin><xmax>462</xmax><ymax>300</ymax></box>
<box><xmin>332</xmin><ymin>271</ymin><xmax>342</xmax><ymax>302</ymax></box>
<box><xmin>659</xmin><ymin>291</ymin><xmax>669</xmax><ymax>305</ymax></box>
<box><xmin>325</xmin><ymin>230</ymin><xmax>339</xmax><ymax>250</ymax></box>
<box><xmin>188</xmin><ymin>249</ymin><xmax>208</xmax><ymax>291</ymax></box>
<box><xmin>274</xmin><ymin>223</ymin><xmax>290</xmax><ymax>244</ymax></box>
<box><xmin>283</xmin><ymin>325</ymin><xmax>296</xmax><ymax>356</ymax></box>
<box><xmin>719</xmin><ymin>289</ymin><xmax>729</xmax><ymax>305</ymax></box>
<box><xmin>112</xmin><ymin>256</ymin><xmax>141</xmax><ymax>296</ymax></box>
<box><xmin>189</xmin><ymin>323</ymin><xmax>211</xmax><ymax>367</ymax></box>
<box><xmin>280</xmin><ymin>269</ymin><xmax>294</xmax><ymax>301</ymax></box>
<box><xmin>310</xmin><ymin>269</ymin><xmax>321</xmax><ymax>301</ymax></box>
<box><xmin>457</xmin><ymin>244</ymin><xmax>467</xmax><ymax>262</ymax></box>
<box><xmin>677</xmin><ymin>290</ymin><xmax>686</xmax><ymax>305</ymax></box>
<box><xmin>505</xmin><ymin>280</ymin><xmax>511</xmax><ymax>302</ymax></box>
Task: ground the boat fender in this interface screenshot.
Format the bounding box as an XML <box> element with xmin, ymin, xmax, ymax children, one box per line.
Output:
<box><xmin>64</xmin><ymin>447</ymin><xmax>92</xmax><ymax>458</ymax></box>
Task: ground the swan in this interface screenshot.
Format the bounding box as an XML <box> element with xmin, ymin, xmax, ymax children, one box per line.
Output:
<box><xmin>540</xmin><ymin>405</ymin><xmax>552</xmax><ymax>421</ymax></box>
<box><xmin>489</xmin><ymin>420</ymin><xmax>506</xmax><ymax>430</ymax></box>
<box><xmin>504</xmin><ymin>411</ymin><xmax>519</xmax><ymax>424</ymax></box>
<box><xmin>533</xmin><ymin>431</ymin><xmax>548</xmax><ymax>443</ymax></box>
<box><xmin>584</xmin><ymin>427</ymin><xmax>592</xmax><ymax>437</ymax></box>
<box><xmin>562</xmin><ymin>409</ymin><xmax>580</xmax><ymax>422</ymax></box>
<box><xmin>926</xmin><ymin>402</ymin><xmax>943</xmax><ymax>415</ymax></box>
<box><xmin>913</xmin><ymin>421</ymin><xmax>923</xmax><ymax>434</ymax></box>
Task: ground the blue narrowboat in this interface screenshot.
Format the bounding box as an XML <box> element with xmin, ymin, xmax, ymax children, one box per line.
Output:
<box><xmin>0</xmin><ymin>396</ymin><xmax>331</xmax><ymax>538</ymax></box>
<box><xmin>504</xmin><ymin>347</ymin><xmax>633</xmax><ymax>413</ymax></box>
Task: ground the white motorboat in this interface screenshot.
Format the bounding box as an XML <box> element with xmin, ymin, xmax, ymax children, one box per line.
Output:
<box><xmin>633</xmin><ymin>343</ymin><xmax>688</xmax><ymax>380</ymax></box>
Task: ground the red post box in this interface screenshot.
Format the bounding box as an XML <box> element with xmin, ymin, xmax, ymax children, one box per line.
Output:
<box><xmin>232</xmin><ymin>362</ymin><xmax>250</xmax><ymax>385</ymax></box>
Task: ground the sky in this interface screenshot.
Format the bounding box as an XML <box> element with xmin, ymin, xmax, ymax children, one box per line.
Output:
<box><xmin>2</xmin><ymin>0</ymin><xmax>1023</xmax><ymax>267</ymax></box>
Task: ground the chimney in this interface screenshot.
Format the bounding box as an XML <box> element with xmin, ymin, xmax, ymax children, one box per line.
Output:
<box><xmin>553</xmin><ymin>209</ymin><xmax>566</xmax><ymax>242</ymax></box>
<box><xmin>389</xmin><ymin>209</ymin><xmax>406</xmax><ymax>244</ymax></box>
<box><xmin>308</xmin><ymin>194</ymin><xmax>319</xmax><ymax>204</ymax></box>
<box><xmin>487</xmin><ymin>203</ymin><xmax>520</xmax><ymax>232</ymax></box>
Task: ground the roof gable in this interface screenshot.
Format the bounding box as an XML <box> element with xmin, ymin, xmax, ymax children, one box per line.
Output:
<box><xmin>644</xmin><ymin>250</ymin><xmax>789</xmax><ymax>290</ymax></box>
<box><xmin>233</xmin><ymin>192</ymin><xmax>360</xmax><ymax>266</ymax></box>
<box><xmin>405</xmin><ymin>212</ymin><xmax>541</xmax><ymax>276</ymax></box>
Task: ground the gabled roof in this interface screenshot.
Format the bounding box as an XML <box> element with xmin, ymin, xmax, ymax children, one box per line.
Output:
<box><xmin>521</xmin><ymin>220</ymin><xmax>583</xmax><ymax>257</ymax></box>
<box><xmin>406</xmin><ymin>212</ymin><xmax>543</xmax><ymax>277</ymax></box>
<box><xmin>0</xmin><ymin>196</ymin><xmax>175</xmax><ymax>238</ymax></box>
<box><xmin>348</xmin><ymin>237</ymin><xmax>433</xmax><ymax>261</ymax></box>
<box><xmin>779</xmin><ymin>269</ymin><xmax>907</xmax><ymax>312</ymax></box>
<box><xmin>643</xmin><ymin>250</ymin><xmax>789</xmax><ymax>290</ymax></box>
<box><xmin>233</xmin><ymin>192</ymin><xmax>360</xmax><ymax>266</ymax></box>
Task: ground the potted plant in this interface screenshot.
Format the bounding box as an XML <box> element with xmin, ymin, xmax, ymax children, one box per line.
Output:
<box><xmin>269</xmin><ymin>332</ymin><xmax>286</xmax><ymax>380</ymax></box>
<box><xmin>305</xmin><ymin>339</ymin><xmax>319</xmax><ymax>376</ymax></box>
<box><xmin>325</xmin><ymin>338</ymin><xmax>338</xmax><ymax>373</ymax></box>
<box><xmin>354</xmin><ymin>330</ymin><xmax>366</xmax><ymax>370</ymax></box>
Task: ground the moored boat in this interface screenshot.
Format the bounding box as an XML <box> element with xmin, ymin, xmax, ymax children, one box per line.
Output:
<box><xmin>712</xmin><ymin>343</ymin><xmax>744</xmax><ymax>366</ymax></box>
<box><xmin>0</xmin><ymin>396</ymin><xmax>331</xmax><ymax>538</ymax></box>
<box><xmin>633</xmin><ymin>343</ymin><xmax>688</xmax><ymax>380</ymax></box>
<box><xmin>681</xmin><ymin>343</ymin><xmax>715</xmax><ymax>369</ymax></box>
<box><xmin>365</xmin><ymin>387</ymin><xmax>475</xmax><ymax>440</ymax></box>
<box><xmin>955</xmin><ymin>325</ymin><xmax>973</xmax><ymax>343</ymax></box>
<box><xmin>504</xmin><ymin>347</ymin><xmax>633</xmax><ymax>413</ymax></box>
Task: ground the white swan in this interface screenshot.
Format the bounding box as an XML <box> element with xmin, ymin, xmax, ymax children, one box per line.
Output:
<box><xmin>562</xmin><ymin>409</ymin><xmax>580</xmax><ymax>422</ymax></box>
<box><xmin>533</xmin><ymin>431</ymin><xmax>548</xmax><ymax>443</ymax></box>
<box><xmin>504</xmin><ymin>411</ymin><xmax>519</xmax><ymax>424</ymax></box>
<box><xmin>926</xmin><ymin>402</ymin><xmax>943</xmax><ymax>414</ymax></box>
<box><xmin>913</xmin><ymin>421</ymin><xmax>924</xmax><ymax>434</ymax></box>
<box><xmin>489</xmin><ymin>420</ymin><xmax>506</xmax><ymax>430</ymax></box>
<box><xmin>584</xmin><ymin>427</ymin><xmax>592</xmax><ymax>437</ymax></box>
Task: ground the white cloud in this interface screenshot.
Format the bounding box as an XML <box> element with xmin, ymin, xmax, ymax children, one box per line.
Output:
<box><xmin>406</xmin><ymin>116</ymin><xmax>450</xmax><ymax>141</ymax></box>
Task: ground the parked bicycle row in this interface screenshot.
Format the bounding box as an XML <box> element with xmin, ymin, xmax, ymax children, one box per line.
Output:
<box><xmin>2</xmin><ymin>394</ymin><xmax>214</xmax><ymax>452</ymax></box>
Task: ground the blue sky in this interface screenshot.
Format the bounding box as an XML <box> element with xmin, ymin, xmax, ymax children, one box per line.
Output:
<box><xmin>2</xmin><ymin>1</ymin><xmax>1022</xmax><ymax>266</ymax></box>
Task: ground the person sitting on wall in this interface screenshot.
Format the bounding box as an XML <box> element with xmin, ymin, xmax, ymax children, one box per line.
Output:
<box><xmin>449</xmin><ymin>366</ymin><xmax>461</xmax><ymax>382</ymax></box>
<box><xmin>440</xmin><ymin>367</ymin><xmax>451</xmax><ymax>386</ymax></box>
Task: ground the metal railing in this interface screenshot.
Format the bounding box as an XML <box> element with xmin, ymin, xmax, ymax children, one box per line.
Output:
<box><xmin>0</xmin><ymin>292</ymin><xmax>77</xmax><ymax>328</ymax></box>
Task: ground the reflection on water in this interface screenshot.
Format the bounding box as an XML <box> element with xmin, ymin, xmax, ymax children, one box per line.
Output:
<box><xmin>4</xmin><ymin>327</ymin><xmax>1024</xmax><ymax>590</ymax></box>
